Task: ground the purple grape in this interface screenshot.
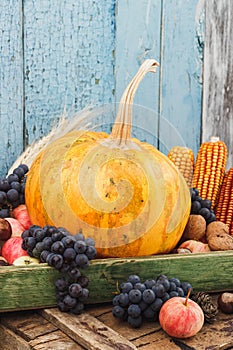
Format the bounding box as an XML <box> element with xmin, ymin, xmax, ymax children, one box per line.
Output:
<box><xmin>127</xmin><ymin>304</ymin><xmax>141</xmax><ymax>318</ymax></box>
<box><xmin>61</xmin><ymin>236</ymin><xmax>75</xmax><ymax>248</ymax></box>
<box><xmin>75</xmin><ymin>253</ymin><xmax>89</xmax><ymax>268</ymax></box>
<box><xmin>55</xmin><ymin>277</ymin><xmax>69</xmax><ymax>292</ymax></box>
<box><xmin>51</xmin><ymin>241</ymin><xmax>65</xmax><ymax>254</ymax></box>
<box><xmin>69</xmin><ymin>283</ymin><xmax>83</xmax><ymax>298</ymax></box>
<box><xmin>6</xmin><ymin>188</ymin><xmax>19</xmax><ymax>202</ymax></box>
<box><xmin>150</xmin><ymin>298</ymin><xmax>163</xmax><ymax>312</ymax></box>
<box><xmin>40</xmin><ymin>250</ymin><xmax>50</xmax><ymax>263</ymax></box>
<box><xmin>71</xmin><ymin>302</ymin><xmax>84</xmax><ymax>315</ymax></box>
<box><xmin>78</xmin><ymin>275</ymin><xmax>89</xmax><ymax>288</ymax></box>
<box><xmin>134</xmin><ymin>282</ymin><xmax>146</xmax><ymax>293</ymax></box>
<box><xmin>79</xmin><ymin>288</ymin><xmax>89</xmax><ymax>302</ymax></box>
<box><xmin>144</xmin><ymin>279</ymin><xmax>156</xmax><ymax>289</ymax></box>
<box><xmin>57</xmin><ymin>301</ymin><xmax>70</xmax><ymax>312</ymax></box>
<box><xmin>152</xmin><ymin>283</ymin><xmax>165</xmax><ymax>298</ymax></box>
<box><xmin>143</xmin><ymin>306</ymin><xmax>158</xmax><ymax>321</ymax></box>
<box><xmin>0</xmin><ymin>179</ymin><xmax>10</xmax><ymax>191</ymax></box>
<box><xmin>13</xmin><ymin>167</ymin><xmax>25</xmax><ymax>179</ymax></box>
<box><xmin>128</xmin><ymin>289</ymin><xmax>142</xmax><ymax>303</ymax></box>
<box><xmin>42</xmin><ymin>237</ymin><xmax>53</xmax><ymax>250</ymax></box>
<box><xmin>85</xmin><ymin>237</ymin><xmax>95</xmax><ymax>246</ymax></box>
<box><xmin>7</xmin><ymin>174</ymin><xmax>19</xmax><ymax>184</ymax></box>
<box><xmin>0</xmin><ymin>191</ymin><xmax>7</xmax><ymax>205</ymax></box>
<box><xmin>85</xmin><ymin>245</ymin><xmax>97</xmax><ymax>260</ymax></box>
<box><xmin>18</xmin><ymin>164</ymin><xmax>29</xmax><ymax>174</ymax></box>
<box><xmin>0</xmin><ymin>208</ymin><xmax>10</xmax><ymax>218</ymax></box>
<box><xmin>142</xmin><ymin>289</ymin><xmax>156</xmax><ymax>304</ymax></box>
<box><xmin>74</xmin><ymin>240</ymin><xmax>87</xmax><ymax>254</ymax></box>
<box><xmin>10</xmin><ymin>181</ymin><xmax>21</xmax><ymax>192</ymax></box>
<box><xmin>118</xmin><ymin>293</ymin><xmax>130</xmax><ymax>307</ymax></box>
<box><xmin>112</xmin><ymin>305</ymin><xmax>126</xmax><ymax>320</ymax></box>
<box><xmin>63</xmin><ymin>247</ymin><xmax>76</xmax><ymax>262</ymax></box>
<box><xmin>63</xmin><ymin>295</ymin><xmax>77</xmax><ymax>309</ymax></box>
<box><xmin>127</xmin><ymin>275</ymin><xmax>140</xmax><ymax>285</ymax></box>
<box><xmin>127</xmin><ymin>315</ymin><xmax>142</xmax><ymax>328</ymax></box>
<box><xmin>169</xmin><ymin>291</ymin><xmax>179</xmax><ymax>298</ymax></box>
<box><xmin>120</xmin><ymin>282</ymin><xmax>133</xmax><ymax>293</ymax></box>
<box><xmin>68</xmin><ymin>267</ymin><xmax>81</xmax><ymax>280</ymax></box>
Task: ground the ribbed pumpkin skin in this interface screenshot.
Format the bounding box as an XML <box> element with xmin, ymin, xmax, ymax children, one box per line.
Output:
<box><xmin>25</xmin><ymin>60</ymin><xmax>191</xmax><ymax>258</ymax></box>
<box><xmin>25</xmin><ymin>130</ymin><xmax>191</xmax><ymax>258</ymax></box>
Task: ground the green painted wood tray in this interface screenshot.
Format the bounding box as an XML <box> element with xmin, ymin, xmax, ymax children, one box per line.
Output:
<box><xmin>1</xmin><ymin>251</ymin><xmax>233</xmax><ymax>312</ymax></box>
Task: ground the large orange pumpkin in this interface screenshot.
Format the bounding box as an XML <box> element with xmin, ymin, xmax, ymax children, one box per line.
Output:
<box><xmin>25</xmin><ymin>59</ymin><xmax>191</xmax><ymax>258</ymax></box>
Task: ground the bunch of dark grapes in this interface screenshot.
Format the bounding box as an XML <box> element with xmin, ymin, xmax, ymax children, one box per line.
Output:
<box><xmin>190</xmin><ymin>188</ymin><xmax>216</xmax><ymax>225</ymax></box>
<box><xmin>0</xmin><ymin>164</ymin><xmax>29</xmax><ymax>218</ymax></box>
<box><xmin>112</xmin><ymin>274</ymin><xmax>192</xmax><ymax>328</ymax></box>
<box><xmin>22</xmin><ymin>225</ymin><xmax>97</xmax><ymax>314</ymax></box>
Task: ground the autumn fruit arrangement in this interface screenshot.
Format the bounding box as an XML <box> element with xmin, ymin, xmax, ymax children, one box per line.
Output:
<box><xmin>1</xmin><ymin>59</ymin><xmax>233</xmax><ymax>337</ymax></box>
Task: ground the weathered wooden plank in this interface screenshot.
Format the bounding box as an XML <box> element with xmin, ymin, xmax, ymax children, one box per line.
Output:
<box><xmin>40</xmin><ymin>308</ymin><xmax>137</xmax><ymax>350</ymax></box>
<box><xmin>23</xmin><ymin>0</ymin><xmax>116</xmax><ymax>146</ymax></box>
<box><xmin>0</xmin><ymin>0</ymin><xmax>24</xmax><ymax>177</ymax></box>
<box><xmin>1</xmin><ymin>251</ymin><xmax>233</xmax><ymax>312</ymax></box>
<box><xmin>0</xmin><ymin>264</ymin><xmax>59</xmax><ymax>311</ymax></box>
<box><xmin>88</xmin><ymin>304</ymin><xmax>162</xmax><ymax>341</ymax></box>
<box><xmin>0</xmin><ymin>311</ymin><xmax>84</xmax><ymax>349</ymax></box>
<box><xmin>1</xmin><ymin>311</ymin><xmax>57</xmax><ymax>341</ymax></box>
<box><xmin>115</xmin><ymin>0</ymin><xmax>161</xmax><ymax>147</ymax></box>
<box><xmin>159</xmin><ymin>0</ymin><xmax>203</xmax><ymax>156</ymax></box>
<box><xmin>202</xmin><ymin>0</ymin><xmax>233</xmax><ymax>169</ymax></box>
<box><xmin>0</xmin><ymin>324</ymin><xmax>31</xmax><ymax>350</ymax></box>
<box><xmin>29</xmin><ymin>330</ymin><xmax>83</xmax><ymax>350</ymax></box>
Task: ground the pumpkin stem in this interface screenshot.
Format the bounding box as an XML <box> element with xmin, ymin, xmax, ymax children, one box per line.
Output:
<box><xmin>110</xmin><ymin>59</ymin><xmax>159</xmax><ymax>146</ymax></box>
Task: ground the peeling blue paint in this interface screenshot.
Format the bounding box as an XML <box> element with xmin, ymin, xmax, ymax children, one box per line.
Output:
<box><xmin>0</xmin><ymin>0</ymin><xmax>205</xmax><ymax>177</ymax></box>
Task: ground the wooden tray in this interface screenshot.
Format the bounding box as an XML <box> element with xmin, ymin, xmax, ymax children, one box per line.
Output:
<box><xmin>1</xmin><ymin>251</ymin><xmax>233</xmax><ymax>312</ymax></box>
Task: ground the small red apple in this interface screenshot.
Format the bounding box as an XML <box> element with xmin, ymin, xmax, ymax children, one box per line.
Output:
<box><xmin>159</xmin><ymin>290</ymin><xmax>204</xmax><ymax>338</ymax></box>
<box><xmin>1</xmin><ymin>236</ymin><xmax>28</xmax><ymax>265</ymax></box>
<box><xmin>5</xmin><ymin>217</ymin><xmax>25</xmax><ymax>237</ymax></box>
<box><xmin>12</xmin><ymin>204</ymin><xmax>32</xmax><ymax>230</ymax></box>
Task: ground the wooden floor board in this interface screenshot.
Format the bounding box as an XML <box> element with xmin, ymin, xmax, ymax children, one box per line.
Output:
<box><xmin>1</xmin><ymin>300</ymin><xmax>233</xmax><ymax>350</ymax></box>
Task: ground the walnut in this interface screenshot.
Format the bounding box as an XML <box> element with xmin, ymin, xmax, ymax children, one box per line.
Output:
<box><xmin>207</xmin><ymin>232</ymin><xmax>233</xmax><ymax>251</ymax></box>
<box><xmin>206</xmin><ymin>221</ymin><xmax>233</xmax><ymax>251</ymax></box>
<box><xmin>206</xmin><ymin>221</ymin><xmax>229</xmax><ymax>240</ymax></box>
<box><xmin>181</xmin><ymin>215</ymin><xmax>206</xmax><ymax>242</ymax></box>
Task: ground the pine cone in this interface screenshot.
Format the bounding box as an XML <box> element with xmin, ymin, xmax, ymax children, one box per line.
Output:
<box><xmin>191</xmin><ymin>292</ymin><xmax>218</xmax><ymax>323</ymax></box>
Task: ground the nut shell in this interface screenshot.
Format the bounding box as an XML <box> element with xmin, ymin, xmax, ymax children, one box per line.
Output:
<box><xmin>218</xmin><ymin>293</ymin><xmax>233</xmax><ymax>314</ymax></box>
<box><xmin>0</xmin><ymin>218</ymin><xmax>12</xmax><ymax>241</ymax></box>
<box><xmin>206</xmin><ymin>221</ymin><xmax>229</xmax><ymax>241</ymax></box>
<box><xmin>207</xmin><ymin>231</ymin><xmax>233</xmax><ymax>251</ymax></box>
<box><xmin>181</xmin><ymin>215</ymin><xmax>206</xmax><ymax>242</ymax></box>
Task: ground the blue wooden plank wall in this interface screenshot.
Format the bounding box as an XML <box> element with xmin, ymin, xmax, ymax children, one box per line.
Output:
<box><xmin>0</xmin><ymin>0</ymin><xmax>203</xmax><ymax>177</ymax></box>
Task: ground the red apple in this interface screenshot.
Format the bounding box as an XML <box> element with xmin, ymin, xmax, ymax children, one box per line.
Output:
<box><xmin>159</xmin><ymin>290</ymin><xmax>204</xmax><ymax>338</ymax></box>
<box><xmin>5</xmin><ymin>217</ymin><xmax>25</xmax><ymax>237</ymax></box>
<box><xmin>12</xmin><ymin>204</ymin><xmax>32</xmax><ymax>230</ymax></box>
<box><xmin>1</xmin><ymin>236</ymin><xmax>28</xmax><ymax>265</ymax></box>
<box><xmin>178</xmin><ymin>240</ymin><xmax>211</xmax><ymax>253</ymax></box>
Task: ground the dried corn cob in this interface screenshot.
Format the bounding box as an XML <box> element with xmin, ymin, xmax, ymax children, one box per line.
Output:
<box><xmin>215</xmin><ymin>168</ymin><xmax>233</xmax><ymax>235</ymax></box>
<box><xmin>168</xmin><ymin>146</ymin><xmax>194</xmax><ymax>187</ymax></box>
<box><xmin>192</xmin><ymin>138</ymin><xmax>227</xmax><ymax>208</ymax></box>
